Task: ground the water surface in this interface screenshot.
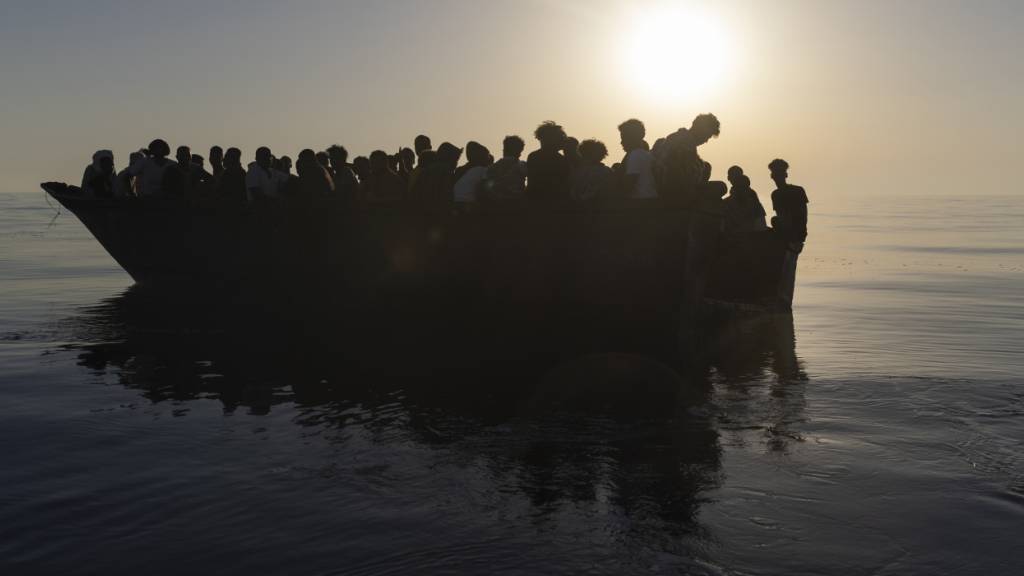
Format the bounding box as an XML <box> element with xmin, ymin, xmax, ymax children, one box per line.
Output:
<box><xmin>1</xmin><ymin>192</ymin><xmax>1022</xmax><ymax>575</ymax></box>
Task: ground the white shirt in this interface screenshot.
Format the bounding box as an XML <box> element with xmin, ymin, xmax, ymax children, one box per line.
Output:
<box><xmin>453</xmin><ymin>166</ymin><xmax>488</xmax><ymax>203</ymax></box>
<box><xmin>246</xmin><ymin>162</ymin><xmax>278</xmax><ymax>200</ymax></box>
<box><xmin>624</xmin><ymin>148</ymin><xmax>657</xmax><ymax>199</ymax></box>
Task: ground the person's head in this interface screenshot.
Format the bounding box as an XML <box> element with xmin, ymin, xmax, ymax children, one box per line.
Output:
<box><xmin>399</xmin><ymin>147</ymin><xmax>416</xmax><ymax>170</ymax></box>
<box><xmin>92</xmin><ymin>150</ymin><xmax>114</xmax><ymax>174</ymax></box>
<box><xmin>578</xmin><ymin>139</ymin><xmax>608</xmax><ymax>165</ymax></box>
<box><xmin>352</xmin><ymin>156</ymin><xmax>371</xmax><ymax>180</ymax></box>
<box><xmin>735</xmin><ymin>174</ymin><xmax>751</xmax><ymax>189</ymax></box>
<box><xmin>436</xmin><ymin>142</ymin><xmax>462</xmax><ymax>170</ymax></box>
<box><xmin>255</xmin><ymin>147</ymin><xmax>273</xmax><ymax>170</ymax></box>
<box><xmin>316</xmin><ymin>151</ymin><xmax>330</xmax><ymax>168</ymax></box>
<box><xmin>224</xmin><ymin>147</ymin><xmax>242</xmax><ymax>168</ymax></box>
<box><xmin>617</xmin><ymin>118</ymin><xmax>646</xmax><ymax>152</ymax></box>
<box><xmin>278</xmin><ymin>155</ymin><xmax>293</xmax><ymax>174</ymax></box>
<box><xmin>727</xmin><ymin>165</ymin><xmax>744</xmax><ymax>186</ymax></box>
<box><xmin>148</xmin><ymin>139</ymin><xmax>170</xmax><ymax>159</ymax></box>
<box><xmin>690</xmin><ymin>113</ymin><xmax>721</xmax><ymax>145</ymax></box>
<box><xmin>327</xmin><ymin>144</ymin><xmax>348</xmax><ymax>169</ymax></box>
<box><xmin>768</xmin><ymin>158</ymin><xmax>789</xmax><ymax>186</ymax></box>
<box><xmin>414</xmin><ymin>134</ymin><xmax>432</xmax><ymax>156</ymax></box>
<box><xmin>465</xmin><ymin>141</ymin><xmax>489</xmax><ymax>166</ymax></box>
<box><xmin>209</xmin><ymin>146</ymin><xmax>223</xmax><ymax>166</ymax></box>
<box><xmin>368</xmin><ymin>150</ymin><xmax>390</xmax><ymax>174</ymax></box>
<box><xmin>191</xmin><ymin>154</ymin><xmax>205</xmax><ymax>169</ymax></box>
<box><xmin>502</xmin><ymin>135</ymin><xmax>525</xmax><ymax>159</ymax></box>
<box><xmin>534</xmin><ymin>121</ymin><xmax>566</xmax><ymax>150</ymax></box>
<box><xmin>176</xmin><ymin>146</ymin><xmax>191</xmax><ymax>167</ymax></box>
<box><xmin>128</xmin><ymin>151</ymin><xmax>145</xmax><ymax>169</ymax></box>
<box><xmin>562</xmin><ymin>137</ymin><xmax>580</xmax><ymax>158</ymax></box>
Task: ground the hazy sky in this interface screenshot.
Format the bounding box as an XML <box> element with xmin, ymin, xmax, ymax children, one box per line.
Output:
<box><xmin>1</xmin><ymin>0</ymin><xmax>1020</xmax><ymax>198</ymax></box>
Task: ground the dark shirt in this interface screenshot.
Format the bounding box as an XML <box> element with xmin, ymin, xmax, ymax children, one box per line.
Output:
<box><xmin>771</xmin><ymin>184</ymin><xmax>808</xmax><ymax>242</ymax></box>
<box><xmin>218</xmin><ymin>165</ymin><xmax>248</xmax><ymax>204</ymax></box>
<box><xmin>526</xmin><ymin>148</ymin><xmax>569</xmax><ymax>203</ymax></box>
<box><xmin>724</xmin><ymin>186</ymin><xmax>767</xmax><ymax>233</ymax></box>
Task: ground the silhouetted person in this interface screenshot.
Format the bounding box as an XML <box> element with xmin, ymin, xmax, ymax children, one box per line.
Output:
<box><xmin>162</xmin><ymin>145</ymin><xmax>208</xmax><ymax>200</ymax></box>
<box><xmin>327</xmin><ymin>144</ymin><xmax>359</xmax><ymax>202</ymax></box>
<box><xmin>481</xmin><ymin>135</ymin><xmax>527</xmax><ymax>201</ymax></box>
<box><xmin>352</xmin><ymin>156</ymin><xmax>371</xmax><ymax>185</ymax></box>
<box><xmin>412</xmin><ymin>143</ymin><xmax>460</xmax><ymax>208</ymax></box>
<box><xmin>656</xmin><ymin>113</ymin><xmax>721</xmax><ymax>205</ymax></box>
<box><xmin>364</xmin><ymin>150</ymin><xmax>406</xmax><ymax>203</ymax></box>
<box><xmin>723</xmin><ymin>166</ymin><xmax>767</xmax><ymax>233</ymax></box>
<box><xmin>414</xmin><ymin>134</ymin><xmax>432</xmax><ymax>166</ymax></box>
<box><xmin>316</xmin><ymin>151</ymin><xmax>331</xmax><ymax>172</ymax></box>
<box><xmin>397</xmin><ymin>147</ymin><xmax>416</xmax><ymax>183</ymax></box>
<box><xmin>274</xmin><ymin>155</ymin><xmax>298</xmax><ymax>197</ymax></box>
<box><xmin>246</xmin><ymin>147</ymin><xmax>281</xmax><ymax>201</ymax></box>
<box><xmin>526</xmin><ymin>121</ymin><xmax>570</xmax><ymax>203</ymax></box>
<box><xmin>769</xmin><ymin>159</ymin><xmax>808</xmax><ymax>244</ymax></box>
<box><xmin>571</xmin><ymin>139</ymin><xmax>614</xmax><ymax>201</ymax></box>
<box><xmin>453</xmin><ymin>142</ymin><xmax>492</xmax><ymax>203</ymax></box>
<box><xmin>138</xmin><ymin>139</ymin><xmax>174</xmax><ymax>197</ymax></box>
<box><xmin>218</xmin><ymin>147</ymin><xmax>247</xmax><ymax>203</ymax></box>
<box><xmin>618</xmin><ymin>118</ymin><xmax>656</xmax><ymax>199</ymax></box>
<box><xmin>295</xmin><ymin>148</ymin><xmax>335</xmax><ymax>202</ymax></box>
<box><xmin>209</xmin><ymin>146</ymin><xmax>224</xmax><ymax>181</ymax></box>
<box><xmin>114</xmin><ymin>151</ymin><xmax>145</xmax><ymax>198</ymax></box>
<box><xmin>81</xmin><ymin>150</ymin><xmax>115</xmax><ymax>198</ymax></box>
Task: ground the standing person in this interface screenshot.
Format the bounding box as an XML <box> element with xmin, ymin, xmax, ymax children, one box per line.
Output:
<box><xmin>397</xmin><ymin>147</ymin><xmax>416</xmax><ymax>184</ymax></box>
<box><xmin>482</xmin><ymin>135</ymin><xmax>528</xmax><ymax>201</ymax></box>
<box><xmin>526</xmin><ymin>121</ymin><xmax>570</xmax><ymax>203</ymax></box>
<box><xmin>209</xmin><ymin>146</ymin><xmax>224</xmax><ymax>182</ymax></box>
<box><xmin>562</xmin><ymin>136</ymin><xmax>581</xmax><ymax>187</ymax></box>
<box><xmin>162</xmin><ymin>145</ymin><xmax>207</xmax><ymax>199</ymax></box>
<box><xmin>723</xmin><ymin>165</ymin><xmax>767</xmax><ymax>233</ymax></box>
<box><xmin>618</xmin><ymin>118</ymin><xmax>656</xmax><ymax>199</ymax></box>
<box><xmin>218</xmin><ymin>147</ymin><xmax>247</xmax><ymax>203</ymax></box>
<box><xmin>768</xmin><ymin>159</ymin><xmax>808</xmax><ymax>245</ymax></box>
<box><xmin>81</xmin><ymin>150</ymin><xmax>116</xmax><ymax>198</ymax></box>
<box><xmin>364</xmin><ymin>150</ymin><xmax>406</xmax><ymax>203</ymax></box>
<box><xmin>295</xmin><ymin>148</ymin><xmax>335</xmax><ymax>201</ymax></box>
<box><xmin>114</xmin><ymin>151</ymin><xmax>145</xmax><ymax>198</ymax></box>
<box><xmin>571</xmin><ymin>139</ymin><xmax>614</xmax><ymax>201</ymax></box>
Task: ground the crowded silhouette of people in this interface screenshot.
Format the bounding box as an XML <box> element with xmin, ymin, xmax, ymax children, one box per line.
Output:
<box><xmin>526</xmin><ymin>121</ymin><xmax>570</xmax><ymax>203</ymax></box>
<box><xmin>81</xmin><ymin>150</ymin><xmax>116</xmax><ymax>198</ymax></box>
<box><xmin>571</xmin><ymin>139</ymin><xmax>615</xmax><ymax>201</ymax></box>
<box><xmin>617</xmin><ymin>119</ymin><xmax>657</xmax><ymax>199</ymax></box>
<box><xmin>245</xmin><ymin>147</ymin><xmax>281</xmax><ymax>201</ymax></box>
<box><xmin>113</xmin><ymin>151</ymin><xmax>145</xmax><ymax>198</ymax></box>
<box><xmin>482</xmin><ymin>135</ymin><xmax>527</xmax><ymax>201</ymax></box>
<box><xmin>295</xmin><ymin>148</ymin><xmax>335</xmax><ymax>202</ymax></box>
<box><xmin>453</xmin><ymin>141</ymin><xmax>492</xmax><ymax>204</ymax></box>
<box><xmin>162</xmin><ymin>145</ymin><xmax>209</xmax><ymax>200</ymax></box>
<box><xmin>769</xmin><ymin>159</ymin><xmax>808</xmax><ymax>245</ymax></box>
<box><xmin>723</xmin><ymin>166</ymin><xmax>767</xmax><ymax>233</ymax></box>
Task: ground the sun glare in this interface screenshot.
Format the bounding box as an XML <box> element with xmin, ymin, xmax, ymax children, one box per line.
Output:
<box><xmin>620</xmin><ymin>5</ymin><xmax>734</xmax><ymax>105</ymax></box>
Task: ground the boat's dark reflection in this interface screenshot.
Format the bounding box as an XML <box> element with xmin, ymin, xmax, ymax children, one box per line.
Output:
<box><xmin>66</xmin><ymin>286</ymin><xmax>805</xmax><ymax>539</ymax></box>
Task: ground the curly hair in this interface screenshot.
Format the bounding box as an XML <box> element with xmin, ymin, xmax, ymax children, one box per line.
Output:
<box><xmin>691</xmin><ymin>113</ymin><xmax>721</xmax><ymax>138</ymax></box>
<box><xmin>534</xmin><ymin>121</ymin><xmax>566</xmax><ymax>144</ymax></box>
<box><xmin>578</xmin><ymin>139</ymin><xmax>608</xmax><ymax>163</ymax></box>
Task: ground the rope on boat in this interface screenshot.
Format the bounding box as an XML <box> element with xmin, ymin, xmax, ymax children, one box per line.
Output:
<box><xmin>43</xmin><ymin>188</ymin><xmax>61</xmax><ymax>229</ymax></box>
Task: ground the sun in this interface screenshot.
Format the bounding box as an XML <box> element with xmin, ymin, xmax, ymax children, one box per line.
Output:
<box><xmin>619</xmin><ymin>5</ymin><xmax>734</xmax><ymax>104</ymax></box>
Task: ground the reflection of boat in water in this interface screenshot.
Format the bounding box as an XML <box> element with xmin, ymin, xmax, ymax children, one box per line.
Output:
<box><xmin>60</xmin><ymin>286</ymin><xmax>806</xmax><ymax>544</ymax></box>
<box><xmin>43</xmin><ymin>182</ymin><xmax>800</xmax><ymax>352</ymax></box>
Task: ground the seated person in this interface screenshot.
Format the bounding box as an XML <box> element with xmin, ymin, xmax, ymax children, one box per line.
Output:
<box><xmin>723</xmin><ymin>165</ymin><xmax>767</xmax><ymax>233</ymax></box>
<box><xmin>768</xmin><ymin>159</ymin><xmax>808</xmax><ymax>244</ymax></box>
<box><xmin>81</xmin><ymin>150</ymin><xmax>115</xmax><ymax>198</ymax></box>
<box><xmin>570</xmin><ymin>139</ymin><xmax>614</xmax><ymax>201</ymax></box>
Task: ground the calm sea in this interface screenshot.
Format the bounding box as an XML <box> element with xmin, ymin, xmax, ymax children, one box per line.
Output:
<box><xmin>1</xmin><ymin>191</ymin><xmax>1021</xmax><ymax>575</ymax></box>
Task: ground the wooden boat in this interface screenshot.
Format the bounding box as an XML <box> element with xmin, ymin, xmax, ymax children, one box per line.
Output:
<box><xmin>41</xmin><ymin>182</ymin><xmax>799</xmax><ymax>353</ymax></box>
